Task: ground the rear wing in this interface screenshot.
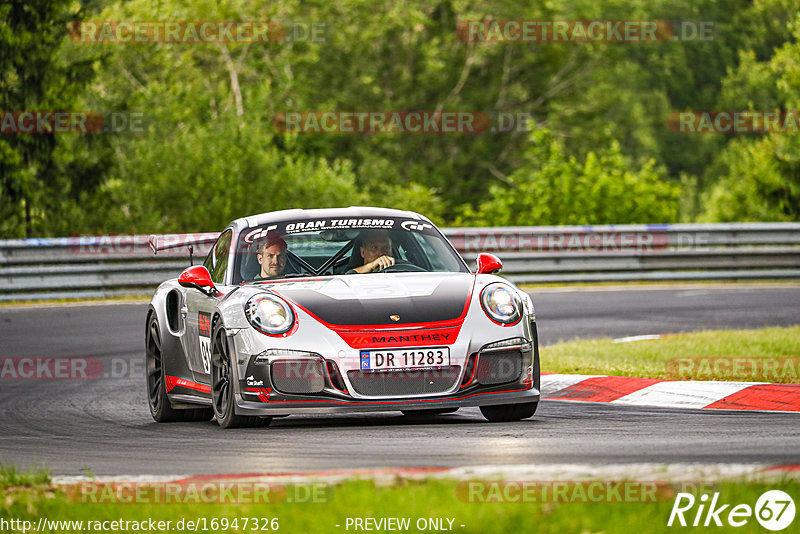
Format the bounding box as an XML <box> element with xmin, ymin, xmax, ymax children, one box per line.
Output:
<box><xmin>148</xmin><ymin>233</ymin><xmax>219</xmax><ymax>255</ymax></box>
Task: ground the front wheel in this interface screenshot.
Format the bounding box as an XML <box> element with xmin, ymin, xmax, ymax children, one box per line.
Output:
<box><xmin>211</xmin><ymin>322</ymin><xmax>271</xmax><ymax>429</ymax></box>
<box><xmin>480</xmin><ymin>402</ymin><xmax>538</xmax><ymax>423</ymax></box>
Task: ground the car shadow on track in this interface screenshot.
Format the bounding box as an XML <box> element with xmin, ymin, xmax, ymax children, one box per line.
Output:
<box><xmin>150</xmin><ymin>408</ymin><xmax>543</xmax><ymax>432</ymax></box>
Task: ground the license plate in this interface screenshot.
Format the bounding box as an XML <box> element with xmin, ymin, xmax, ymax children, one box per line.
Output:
<box><xmin>359</xmin><ymin>347</ymin><xmax>450</xmax><ymax>371</ymax></box>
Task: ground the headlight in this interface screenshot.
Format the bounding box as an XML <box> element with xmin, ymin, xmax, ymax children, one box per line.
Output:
<box><xmin>245</xmin><ymin>293</ymin><xmax>295</xmax><ymax>335</ymax></box>
<box><xmin>480</xmin><ymin>283</ymin><xmax>522</xmax><ymax>324</ymax></box>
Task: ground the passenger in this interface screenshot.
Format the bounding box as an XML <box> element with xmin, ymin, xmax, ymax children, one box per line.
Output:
<box><xmin>348</xmin><ymin>230</ymin><xmax>395</xmax><ymax>273</ymax></box>
<box><xmin>255</xmin><ymin>232</ymin><xmax>288</xmax><ymax>279</ymax></box>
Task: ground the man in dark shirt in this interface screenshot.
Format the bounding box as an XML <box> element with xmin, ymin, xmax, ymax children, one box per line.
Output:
<box><xmin>348</xmin><ymin>230</ymin><xmax>395</xmax><ymax>273</ymax></box>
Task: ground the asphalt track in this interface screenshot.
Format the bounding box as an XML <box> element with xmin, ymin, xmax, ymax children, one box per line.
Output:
<box><xmin>0</xmin><ymin>286</ymin><xmax>798</xmax><ymax>476</ymax></box>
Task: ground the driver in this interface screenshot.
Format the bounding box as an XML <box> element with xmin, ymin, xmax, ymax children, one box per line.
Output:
<box><xmin>348</xmin><ymin>230</ymin><xmax>395</xmax><ymax>274</ymax></box>
<box><xmin>255</xmin><ymin>232</ymin><xmax>288</xmax><ymax>279</ymax></box>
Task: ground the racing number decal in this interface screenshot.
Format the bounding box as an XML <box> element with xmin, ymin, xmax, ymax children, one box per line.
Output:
<box><xmin>198</xmin><ymin>312</ymin><xmax>212</xmax><ymax>374</ymax></box>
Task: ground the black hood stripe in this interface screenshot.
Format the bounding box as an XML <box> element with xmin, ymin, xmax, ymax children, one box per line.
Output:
<box><xmin>278</xmin><ymin>276</ymin><xmax>472</xmax><ymax>326</ymax></box>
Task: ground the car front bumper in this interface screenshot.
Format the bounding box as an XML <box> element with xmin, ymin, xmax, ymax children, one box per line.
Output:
<box><xmin>233</xmin><ymin>322</ymin><xmax>542</xmax><ymax>417</ymax></box>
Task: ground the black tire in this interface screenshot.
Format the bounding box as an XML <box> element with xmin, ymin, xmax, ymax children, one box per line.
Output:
<box><xmin>146</xmin><ymin>313</ymin><xmax>213</xmax><ymax>422</ymax></box>
<box><xmin>211</xmin><ymin>322</ymin><xmax>271</xmax><ymax>429</ymax></box>
<box><xmin>480</xmin><ymin>402</ymin><xmax>538</xmax><ymax>423</ymax></box>
<box><xmin>401</xmin><ymin>408</ymin><xmax>459</xmax><ymax>417</ymax></box>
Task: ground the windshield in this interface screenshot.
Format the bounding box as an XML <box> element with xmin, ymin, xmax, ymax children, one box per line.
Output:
<box><xmin>232</xmin><ymin>217</ymin><xmax>468</xmax><ymax>284</ymax></box>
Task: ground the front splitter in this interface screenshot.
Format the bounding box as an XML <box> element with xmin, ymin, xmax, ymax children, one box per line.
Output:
<box><xmin>235</xmin><ymin>388</ymin><xmax>540</xmax><ymax>416</ymax></box>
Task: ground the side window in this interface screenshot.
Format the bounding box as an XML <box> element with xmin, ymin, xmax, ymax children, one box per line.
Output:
<box><xmin>205</xmin><ymin>229</ymin><xmax>232</xmax><ymax>284</ymax></box>
<box><xmin>202</xmin><ymin>249</ymin><xmax>214</xmax><ymax>274</ymax></box>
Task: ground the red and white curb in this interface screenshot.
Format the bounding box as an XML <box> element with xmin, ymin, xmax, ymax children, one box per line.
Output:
<box><xmin>541</xmin><ymin>374</ymin><xmax>800</xmax><ymax>412</ymax></box>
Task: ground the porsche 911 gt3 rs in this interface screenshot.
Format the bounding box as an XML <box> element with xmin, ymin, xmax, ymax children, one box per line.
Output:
<box><xmin>146</xmin><ymin>207</ymin><xmax>540</xmax><ymax>428</ymax></box>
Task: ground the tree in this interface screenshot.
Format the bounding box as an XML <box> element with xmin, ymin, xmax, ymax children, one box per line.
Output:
<box><xmin>701</xmin><ymin>10</ymin><xmax>800</xmax><ymax>221</ymax></box>
<box><xmin>457</xmin><ymin>128</ymin><xmax>679</xmax><ymax>226</ymax></box>
<box><xmin>0</xmin><ymin>0</ymin><xmax>105</xmax><ymax>237</ymax></box>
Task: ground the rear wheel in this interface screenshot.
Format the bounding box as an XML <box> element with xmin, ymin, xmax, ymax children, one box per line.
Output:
<box><xmin>401</xmin><ymin>408</ymin><xmax>458</xmax><ymax>417</ymax></box>
<box><xmin>480</xmin><ymin>402</ymin><xmax>538</xmax><ymax>423</ymax></box>
<box><xmin>211</xmin><ymin>322</ymin><xmax>271</xmax><ymax>429</ymax></box>
<box><xmin>146</xmin><ymin>314</ymin><xmax>212</xmax><ymax>422</ymax></box>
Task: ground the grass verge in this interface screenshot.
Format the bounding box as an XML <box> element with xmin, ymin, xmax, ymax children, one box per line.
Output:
<box><xmin>0</xmin><ymin>295</ymin><xmax>150</xmax><ymax>307</ymax></box>
<box><xmin>540</xmin><ymin>326</ymin><xmax>800</xmax><ymax>382</ymax></box>
<box><xmin>1</xmin><ymin>472</ymin><xmax>798</xmax><ymax>533</ymax></box>
<box><xmin>519</xmin><ymin>280</ymin><xmax>800</xmax><ymax>290</ymax></box>
<box><xmin>0</xmin><ymin>464</ymin><xmax>50</xmax><ymax>490</ymax></box>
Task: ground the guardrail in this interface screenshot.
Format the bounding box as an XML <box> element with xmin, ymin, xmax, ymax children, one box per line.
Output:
<box><xmin>1</xmin><ymin>223</ymin><xmax>798</xmax><ymax>301</ymax></box>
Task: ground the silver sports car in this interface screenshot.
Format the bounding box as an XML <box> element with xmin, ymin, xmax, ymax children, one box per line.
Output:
<box><xmin>146</xmin><ymin>207</ymin><xmax>540</xmax><ymax>428</ymax></box>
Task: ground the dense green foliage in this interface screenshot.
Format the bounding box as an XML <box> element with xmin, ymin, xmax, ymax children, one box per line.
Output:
<box><xmin>0</xmin><ymin>0</ymin><xmax>109</xmax><ymax>237</ymax></box>
<box><xmin>456</xmin><ymin>129</ymin><xmax>680</xmax><ymax>225</ymax></box>
<box><xmin>2</xmin><ymin>0</ymin><xmax>799</xmax><ymax>236</ymax></box>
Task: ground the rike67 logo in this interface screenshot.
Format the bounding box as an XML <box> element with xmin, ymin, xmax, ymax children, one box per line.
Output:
<box><xmin>668</xmin><ymin>490</ymin><xmax>795</xmax><ymax>530</ymax></box>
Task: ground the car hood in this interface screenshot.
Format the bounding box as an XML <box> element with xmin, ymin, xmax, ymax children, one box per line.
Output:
<box><xmin>267</xmin><ymin>272</ymin><xmax>474</xmax><ymax>327</ymax></box>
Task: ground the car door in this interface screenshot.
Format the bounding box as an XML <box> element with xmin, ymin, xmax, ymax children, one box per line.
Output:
<box><xmin>183</xmin><ymin>228</ymin><xmax>233</xmax><ymax>383</ymax></box>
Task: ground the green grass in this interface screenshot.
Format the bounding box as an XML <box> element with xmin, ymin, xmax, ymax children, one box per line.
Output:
<box><xmin>520</xmin><ymin>280</ymin><xmax>800</xmax><ymax>290</ymax></box>
<box><xmin>1</xmin><ymin>472</ymin><xmax>798</xmax><ymax>533</ymax></box>
<box><xmin>0</xmin><ymin>464</ymin><xmax>50</xmax><ymax>489</ymax></box>
<box><xmin>541</xmin><ymin>326</ymin><xmax>800</xmax><ymax>382</ymax></box>
<box><xmin>0</xmin><ymin>295</ymin><xmax>150</xmax><ymax>307</ymax></box>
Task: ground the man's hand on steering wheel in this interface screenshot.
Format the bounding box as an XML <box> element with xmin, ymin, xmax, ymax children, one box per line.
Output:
<box><xmin>354</xmin><ymin>255</ymin><xmax>395</xmax><ymax>273</ymax></box>
<box><xmin>376</xmin><ymin>260</ymin><xmax>428</xmax><ymax>273</ymax></box>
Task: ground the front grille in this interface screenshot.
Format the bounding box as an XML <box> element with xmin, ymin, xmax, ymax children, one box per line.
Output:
<box><xmin>476</xmin><ymin>351</ymin><xmax>523</xmax><ymax>385</ymax></box>
<box><xmin>347</xmin><ymin>366</ymin><xmax>461</xmax><ymax>396</ymax></box>
<box><xmin>271</xmin><ymin>359</ymin><xmax>326</xmax><ymax>394</ymax></box>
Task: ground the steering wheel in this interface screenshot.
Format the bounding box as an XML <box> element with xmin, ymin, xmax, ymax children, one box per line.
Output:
<box><xmin>378</xmin><ymin>261</ymin><xmax>427</xmax><ymax>273</ymax></box>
